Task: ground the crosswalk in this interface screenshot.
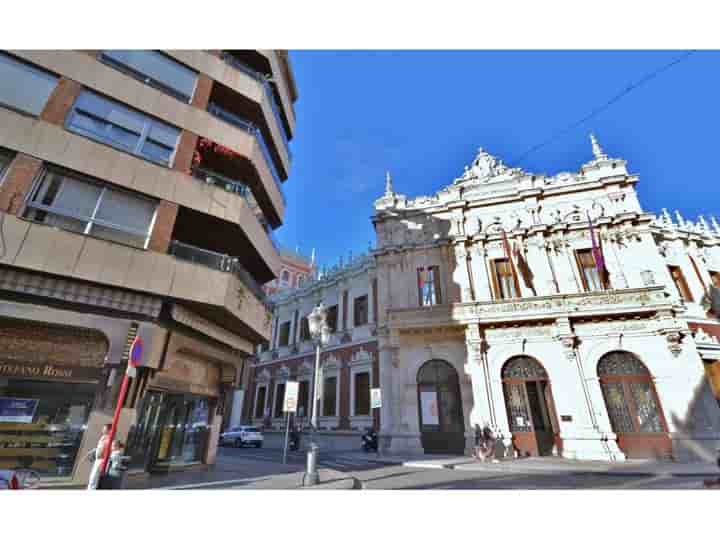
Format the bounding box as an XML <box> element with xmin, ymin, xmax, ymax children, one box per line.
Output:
<box><xmin>218</xmin><ymin>447</ymin><xmax>390</xmax><ymax>472</ymax></box>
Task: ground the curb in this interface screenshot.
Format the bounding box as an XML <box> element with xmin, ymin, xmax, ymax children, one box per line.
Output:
<box><xmin>300</xmin><ymin>476</ymin><xmax>361</xmax><ymax>490</ymax></box>
<box><xmin>449</xmin><ymin>463</ymin><xmax>718</xmax><ymax>477</ymax></box>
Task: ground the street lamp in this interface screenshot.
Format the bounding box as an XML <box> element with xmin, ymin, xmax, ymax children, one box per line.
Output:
<box><xmin>303</xmin><ymin>302</ymin><xmax>330</xmax><ymax>486</ymax></box>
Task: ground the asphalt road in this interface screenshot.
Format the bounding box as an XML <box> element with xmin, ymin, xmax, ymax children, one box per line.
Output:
<box><xmin>211</xmin><ymin>446</ymin><xmax>708</xmax><ymax>490</ymax></box>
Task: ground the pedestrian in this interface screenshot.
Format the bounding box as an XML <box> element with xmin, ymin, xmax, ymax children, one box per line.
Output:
<box><xmin>86</xmin><ymin>423</ymin><xmax>111</xmax><ymax>490</ymax></box>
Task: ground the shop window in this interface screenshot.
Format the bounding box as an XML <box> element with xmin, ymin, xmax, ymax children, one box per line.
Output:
<box><xmin>0</xmin><ymin>52</ymin><xmax>59</xmax><ymax>116</ymax></box>
<box><xmin>24</xmin><ymin>166</ymin><xmax>158</xmax><ymax>249</ymax></box>
<box><xmin>668</xmin><ymin>265</ymin><xmax>694</xmax><ymax>302</ymax></box>
<box><xmin>99</xmin><ymin>50</ymin><xmax>198</xmax><ymax>103</ymax></box>
<box><xmin>418</xmin><ymin>266</ymin><xmax>442</xmax><ymax>306</ymax></box>
<box><xmin>299</xmin><ymin>316</ymin><xmax>310</xmax><ymax>341</ymax></box>
<box><xmin>254</xmin><ymin>386</ymin><xmax>267</xmax><ymax>418</ymax></box>
<box><xmin>354</xmin><ymin>295</ymin><xmax>369</xmax><ymax>327</ymax></box>
<box><xmin>274</xmin><ymin>383</ymin><xmax>285</xmax><ymax>418</ymax></box>
<box><xmin>576</xmin><ymin>249</ymin><xmax>604</xmax><ymax>292</ymax></box>
<box><xmin>322</xmin><ymin>376</ymin><xmax>337</xmax><ymax>417</ymax></box>
<box><xmin>491</xmin><ymin>258</ymin><xmax>520</xmax><ymax>299</ymax></box>
<box><xmin>326</xmin><ymin>305</ymin><xmax>338</xmax><ymax>333</ymax></box>
<box><xmin>354</xmin><ymin>372</ymin><xmax>371</xmax><ymax>416</ymax></box>
<box><xmin>277</xmin><ymin>321</ymin><xmax>291</xmax><ymax>347</ymax></box>
<box><xmin>66</xmin><ymin>90</ymin><xmax>180</xmax><ymax>167</ymax></box>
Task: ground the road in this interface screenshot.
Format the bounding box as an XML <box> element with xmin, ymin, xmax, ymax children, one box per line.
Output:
<box><xmin>187</xmin><ymin>446</ymin><xmax>709</xmax><ymax>490</ymax></box>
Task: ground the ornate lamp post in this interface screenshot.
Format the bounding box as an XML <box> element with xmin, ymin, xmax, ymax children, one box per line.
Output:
<box><xmin>303</xmin><ymin>302</ymin><xmax>330</xmax><ymax>486</ymax></box>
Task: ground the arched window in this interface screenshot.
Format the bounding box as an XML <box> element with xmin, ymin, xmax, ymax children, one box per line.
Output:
<box><xmin>416</xmin><ymin>360</ymin><xmax>465</xmax><ymax>454</ymax></box>
<box><xmin>502</xmin><ymin>356</ymin><xmax>548</xmax><ymax>380</ymax></box>
<box><xmin>281</xmin><ymin>270</ymin><xmax>290</xmax><ymax>285</ymax></box>
<box><xmin>297</xmin><ymin>275</ymin><xmax>304</xmax><ymax>287</ymax></box>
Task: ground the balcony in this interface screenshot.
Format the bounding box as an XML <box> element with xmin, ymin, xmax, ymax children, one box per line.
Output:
<box><xmin>207</xmin><ymin>102</ymin><xmax>285</xmax><ymax>202</ymax></box>
<box><xmin>387</xmin><ymin>286</ymin><xmax>676</xmax><ymax>330</ymax></box>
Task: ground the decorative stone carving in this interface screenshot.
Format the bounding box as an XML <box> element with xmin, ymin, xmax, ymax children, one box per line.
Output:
<box><xmin>694</xmin><ymin>327</ymin><xmax>719</xmax><ymax>345</ymax></box>
<box><xmin>485</xmin><ymin>326</ymin><xmax>553</xmax><ymax>341</ymax></box>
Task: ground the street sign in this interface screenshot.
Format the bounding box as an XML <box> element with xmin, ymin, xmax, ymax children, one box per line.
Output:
<box><xmin>371</xmin><ymin>388</ymin><xmax>382</xmax><ymax>409</ymax></box>
<box><xmin>283</xmin><ymin>381</ymin><xmax>299</xmax><ymax>413</ymax></box>
<box><xmin>129</xmin><ymin>335</ymin><xmax>144</xmax><ymax>367</ymax></box>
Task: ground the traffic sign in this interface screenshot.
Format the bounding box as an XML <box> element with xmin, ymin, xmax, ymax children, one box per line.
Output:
<box><xmin>129</xmin><ymin>335</ymin><xmax>144</xmax><ymax>367</ymax></box>
<box><xmin>283</xmin><ymin>381</ymin><xmax>299</xmax><ymax>413</ymax></box>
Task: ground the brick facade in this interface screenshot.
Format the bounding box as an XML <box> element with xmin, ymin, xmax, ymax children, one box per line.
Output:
<box><xmin>39</xmin><ymin>77</ymin><xmax>82</xmax><ymax>126</ymax></box>
<box><xmin>147</xmin><ymin>200</ymin><xmax>179</xmax><ymax>253</ymax></box>
<box><xmin>172</xmin><ymin>130</ymin><xmax>199</xmax><ymax>174</ymax></box>
<box><xmin>0</xmin><ymin>154</ymin><xmax>43</xmax><ymax>214</ymax></box>
<box><xmin>191</xmin><ymin>74</ymin><xmax>213</xmax><ymax>110</ymax></box>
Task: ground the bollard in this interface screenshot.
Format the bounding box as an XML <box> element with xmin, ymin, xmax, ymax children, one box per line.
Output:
<box><xmin>303</xmin><ymin>443</ymin><xmax>319</xmax><ymax>486</ymax></box>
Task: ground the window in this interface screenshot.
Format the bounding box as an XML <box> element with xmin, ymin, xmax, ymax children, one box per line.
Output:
<box><xmin>278</xmin><ymin>321</ymin><xmax>291</xmax><ymax>347</ymax></box>
<box><xmin>491</xmin><ymin>258</ymin><xmax>520</xmax><ymax>299</ymax></box>
<box><xmin>576</xmin><ymin>249</ymin><xmax>604</xmax><ymax>292</ymax></box>
<box><xmin>66</xmin><ymin>90</ymin><xmax>180</xmax><ymax>166</ymax></box>
<box><xmin>669</xmin><ymin>265</ymin><xmax>693</xmax><ymax>301</ymax></box>
<box><xmin>281</xmin><ymin>270</ymin><xmax>290</xmax><ymax>285</ymax></box>
<box><xmin>0</xmin><ymin>52</ymin><xmax>58</xmax><ymax>116</ymax></box>
<box><xmin>298</xmin><ymin>380</ymin><xmax>309</xmax><ymax>417</ymax></box>
<box><xmin>0</xmin><ymin>149</ymin><xmax>14</xmax><ymax>185</ymax></box>
<box><xmin>322</xmin><ymin>376</ymin><xmax>337</xmax><ymax>417</ymax></box>
<box><xmin>418</xmin><ymin>266</ymin><xmax>442</xmax><ymax>306</ymax></box>
<box><xmin>274</xmin><ymin>383</ymin><xmax>285</xmax><ymax>418</ymax></box>
<box><xmin>254</xmin><ymin>386</ymin><xmax>267</xmax><ymax>418</ymax></box>
<box><xmin>710</xmin><ymin>271</ymin><xmax>720</xmax><ymax>289</ymax></box>
<box><xmin>354</xmin><ymin>372</ymin><xmax>371</xmax><ymax>416</ymax></box>
<box><xmin>297</xmin><ymin>275</ymin><xmax>304</xmax><ymax>287</ymax></box>
<box><xmin>326</xmin><ymin>305</ymin><xmax>338</xmax><ymax>333</ymax></box>
<box><xmin>353</xmin><ymin>295</ymin><xmax>369</xmax><ymax>327</ymax></box>
<box><xmin>299</xmin><ymin>316</ymin><xmax>310</xmax><ymax>341</ymax></box>
<box><xmin>24</xmin><ymin>167</ymin><xmax>157</xmax><ymax>249</ymax></box>
<box><xmin>99</xmin><ymin>50</ymin><xmax>198</xmax><ymax>103</ymax></box>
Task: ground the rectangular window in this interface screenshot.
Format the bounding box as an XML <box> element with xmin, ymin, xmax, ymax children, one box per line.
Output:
<box><xmin>326</xmin><ymin>305</ymin><xmax>338</xmax><ymax>333</ymax></box>
<box><xmin>278</xmin><ymin>321</ymin><xmax>291</xmax><ymax>347</ymax></box>
<box><xmin>23</xmin><ymin>167</ymin><xmax>157</xmax><ymax>249</ymax></box>
<box><xmin>298</xmin><ymin>380</ymin><xmax>309</xmax><ymax>417</ymax></box>
<box><xmin>0</xmin><ymin>149</ymin><xmax>14</xmax><ymax>185</ymax></box>
<box><xmin>669</xmin><ymin>265</ymin><xmax>694</xmax><ymax>302</ymax></box>
<box><xmin>491</xmin><ymin>259</ymin><xmax>520</xmax><ymax>299</ymax></box>
<box><xmin>418</xmin><ymin>266</ymin><xmax>442</xmax><ymax>306</ymax></box>
<box><xmin>0</xmin><ymin>52</ymin><xmax>58</xmax><ymax>116</ymax></box>
<box><xmin>299</xmin><ymin>316</ymin><xmax>310</xmax><ymax>341</ymax></box>
<box><xmin>99</xmin><ymin>50</ymin><xmax>198</xmax><ymax>103</ymax></box>
<box><xmin>274</xmin><ymin>383</ymin><xmax>285</xmax><ymax>418</ymax></box>
<box><xmin>322</xmin><ymin>376</ymin><xmax>337</xmax><ymax>417</ymax></box>
<box><xmin>354</xmin><ymin>372</ymin><xmax>370</xmax><ymax>416</ymax></box>
<box><xmin>576</xmin><ymin>249</ymin><xmax>603</xmax><ymax>292</ymax></box>
<box><xmin>254</xmin><ymin>386</ymin><xmax>266</xmax><ymax>418</ymax></box>
<box><xmin>66</xmin><ymin>90</ymin><xmax>180</xmax><ymax>166</ymax></box>
<box><xmin>353</xmin><ymin>295</ymin><xmax>369</xmax><ymax>327</ymax></box>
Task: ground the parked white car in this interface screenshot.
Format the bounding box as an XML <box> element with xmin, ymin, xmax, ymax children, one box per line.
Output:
<box><xmin>220</xmin><ymin>426</ymin><xmax>263</xmax><ymax>448</ymax></box>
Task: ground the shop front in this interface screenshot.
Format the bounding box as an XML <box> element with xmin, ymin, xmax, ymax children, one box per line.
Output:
<box><xmin>0</xmin><ymin>318</ymin><xmax>107</xmax><ymax>478</ymax></box>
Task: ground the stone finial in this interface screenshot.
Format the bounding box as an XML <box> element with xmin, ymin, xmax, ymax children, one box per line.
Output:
<box><xmin>711</xmin><ymin>215</ymin><xmax>720</xmax><ymax>235</ymax></box>
<box><xmin>674</xmin><ymin>210</ymin><xmax>687</xmax><ymax>228</ymax></box>
<box><xmin>590</xmin><ymin>133</ymin><xmax>608</xmax><ymax>161</ymax></box>
<box><xmin>697</xmin><ymin>215</ymin><xmax>710</xmax><ymax>235</ymax></box>
<box><xmin>660</xmin><ymin>208</ymin><xmax>674</xmax><ymax>228</ymax></box>
<box><xmin>384</xmin><ymin>171</ymin><xmax>394</xmax><ymax>196</ymax></box>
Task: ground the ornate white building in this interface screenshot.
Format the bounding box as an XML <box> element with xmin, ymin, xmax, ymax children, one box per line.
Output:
<box><xmin>372</xmin><ymin>136</ymin><xmax>720</xmax><ymax>461</ymax></box>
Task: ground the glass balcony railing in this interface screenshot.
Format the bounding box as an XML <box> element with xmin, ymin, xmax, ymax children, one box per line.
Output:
<box><xmin>220</xmin><ymin>52</ymin><xmax>292</xmax><ymax>157</ymax></box>
<box><xmin>169</xmin><ymin>240</ymin><xmax>271</xmax><ymax>308</ymax></box>
<box><xmin>207</xmin><ymin>102</ymin><xmax>286</xmax><ymax>205</ymax></box>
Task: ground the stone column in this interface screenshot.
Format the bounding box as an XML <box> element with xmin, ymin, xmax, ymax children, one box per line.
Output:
<box><xmin>469</xmin><ymin>243</ymin><xmax>493</xmax><ymax>301</ymax></box>
<box><xmin>525</xmin><ymin>231</ymin><xmax>554</xmax><ymax>296</ymax></box>
<box><xmin>453</xmin><ymin>243</ymin><xmax>473</xmax><ymax>303</ymax></box>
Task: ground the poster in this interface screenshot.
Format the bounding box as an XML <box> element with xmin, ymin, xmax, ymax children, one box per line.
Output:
<box><xmin>371</xmin><ymin>388</ymin><xmax>382</xmax><ymax>409</ymax></box>
<box><xmin>420</xmin><ymin>391</ymin><xmax>439</xmax><ymax>425</ymax></box>
<box><xmin>283</xmin><ymin>381</ymin><xmax>299</xmax><ymax>413</ymax></box>
<box><xmin>0</xmin><ymin>397</ymin><xmax>38</xmax><ymax>423</ymax></box>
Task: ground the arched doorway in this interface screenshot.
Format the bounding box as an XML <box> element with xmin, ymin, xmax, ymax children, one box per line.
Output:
<box><xmin>417</xmin><ymin>360</ymin><xmax>465</xmax><ymax>454</ymax></box>
<box><xmin>597</xmin><ymin>352</ymin><xmax>672</xmax><ymax>459</ymax></box>
<box><xmin>502</xmin><ymin>356</ymin><xmax>561</xmax><ymax>457</ymax></box>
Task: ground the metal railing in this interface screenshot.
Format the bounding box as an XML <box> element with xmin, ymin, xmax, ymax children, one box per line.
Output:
<box><xmin>207</xmin><ymin>102</ymin><xmax>286</xmax><ymax>205</ymax></box>
<box><xmin>220</xmin><ymin>52</ymin><xmax>292</xmax><ymax>157</ymax></box>
<box><xmin>169</xmin><ymin>240</ymin><xmax>271</xmax><ymax>307</ymax></box>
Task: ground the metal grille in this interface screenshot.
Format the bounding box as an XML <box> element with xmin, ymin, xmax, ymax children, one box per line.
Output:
<box><xmin>597</xmin><ymin>351</ymin><xmax>649</xmax><ymax>377</ymax></box>
<box><xmin>630</xmin><ymin>382</ymin><xmax>664</xmax><ymax>433</ymax></box>
<box><xmin>503</xmin><ymin>383</ymin><xmax>532</xmax><ymax>432</ymax></box>
<box><xmin>601</xmin><ymin>382</ymin><xmax>634</xmax><ymax>433</ymax></box>
<box><xmin>502</xmin><ymin>356</ymin><xmax>548</xmax><ymax>380</ymax></box>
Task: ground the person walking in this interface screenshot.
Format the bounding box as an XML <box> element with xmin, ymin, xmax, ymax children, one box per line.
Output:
<box><xmin>86</xmin><ymin>423</ymin><xmax>111</xmax><ymax>490</ymax></box>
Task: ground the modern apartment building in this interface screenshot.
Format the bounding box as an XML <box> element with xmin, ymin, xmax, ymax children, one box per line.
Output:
<box><xmin>0</xmin><ymin>50</ymin><xmax>298</xmax><ymax>483</ymax></box>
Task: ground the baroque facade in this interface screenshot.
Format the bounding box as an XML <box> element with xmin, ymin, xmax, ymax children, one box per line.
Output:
<box><xmin>371</xmin><ymin>136</ymin><xmax>720</xmax><ymax>461</ymax></box>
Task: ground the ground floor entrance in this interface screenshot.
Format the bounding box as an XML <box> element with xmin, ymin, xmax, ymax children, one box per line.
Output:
<box><xmin>417</xmin><ymin>359</ymin><xmax>465</xmax><ymax>454</ymax></box>
<box><xmin>126</xmin><ymin>390</ymin><xmax>213</xmax><ymax>472</ymax></box>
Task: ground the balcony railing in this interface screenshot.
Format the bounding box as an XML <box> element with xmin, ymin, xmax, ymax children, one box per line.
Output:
<box><xmin>207</xmin><ymin>102</ymin><xmax>286</xmax><ymax>205</ymax></box>
<box><xmin>220</xmin><ymin>52</ymin><xmax>292</xmax><ymax>156</ymax></box>
<box><xmin>169</xmin><ymin>240</ymin><xmax>271</xmax><ymax>308</ymax></box>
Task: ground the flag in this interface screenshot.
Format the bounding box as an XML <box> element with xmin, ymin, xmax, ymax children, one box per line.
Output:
<box><xmin>501</xmin><ymin>230</ymin><xmax>521</xmax><ymax>295</ymax></box>
<box><xmin>587</xmin><ymin>212</ymin><xmax>606</xmax><ymax>279</ymax></box>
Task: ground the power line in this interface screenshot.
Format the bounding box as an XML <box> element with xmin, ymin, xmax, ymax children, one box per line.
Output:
<box><xmin>511</xmin><ymin>50</ymin><xmax>697</xmax><ymax>166</ymax></box>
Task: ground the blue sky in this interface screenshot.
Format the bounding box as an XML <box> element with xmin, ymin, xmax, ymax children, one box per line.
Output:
<box><xmin>277</xmin><ymin>50</ymin><xmax>720</xmax><ymax>270</ymax></box>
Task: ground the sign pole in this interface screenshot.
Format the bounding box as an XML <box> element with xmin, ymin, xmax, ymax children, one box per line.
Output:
<box><xmin>282</xmin><ymin>410</ymin><xmax>290</xmax><ymax>465</ymax></box>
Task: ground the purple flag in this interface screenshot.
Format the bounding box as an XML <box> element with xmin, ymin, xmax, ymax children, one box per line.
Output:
<box><xmin>587</xmin><ymin>211</ymin><xmax>605</xmax><ymax>277</ymax></box>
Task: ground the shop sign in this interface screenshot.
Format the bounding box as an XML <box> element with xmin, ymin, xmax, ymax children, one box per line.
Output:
<box><xmin>0</xmin><ymin>360</ymin><xmax>103</xmax><ymax>382</ymax></box>
<box><xmin>371</xmin><ymin>388</ymin><xmax>382</xmax><ymax>409</ymax></box>
<box><xmin>0</xmin><ymin>397</ymin><xmax>38</xmax><ymax>423</ymax></box>
<box><xmin>420</xmin><ymin>391</ymin><xmax>439</xmax><ymax>425</ymax></box>
<box><xmin>283</xmin><ymin>381</ymin><xmax>299</xmax><ymax>413</ymax></box>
